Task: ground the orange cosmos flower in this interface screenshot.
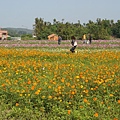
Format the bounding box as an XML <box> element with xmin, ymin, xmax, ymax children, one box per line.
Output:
<box><xmin>31</xmin><ymin>86</ymin><xmax>35</xmax><ymax>90</ymax></box>
<box><xmin>66</xmin><ymin>82</ymin><xmax>70</xmax><ymax>87</ymax></box>
<box><xmin>80</xmin><ymin>106</ymin><xmax>83</xmax><ymax>108</ymax></box>
<box><xmin>84</xmin><ymin>89</ymin><xmax>89</xmax><ymax>93</ymax></box>
<box><xmin>35</xmin><ymin>90</ymin><xmax>40</xmax><ymax>95</ymax></box>
<box><xmin>118</xmin><ymin>100</ymin><xmax>120</xmax><ymax>104</ymax></box>
<box><xmin>93</xmin><ymin>97</ymin><xmax>97</xmax><ymax>101</ymax></box>
<box><xmin>16</xmin><ymin>103</ymin><xmax>19</xmax><ymax>106</ymax></box>
<box><xmin>27</xmin><ymin>80</ymin><xmax>31</xmax><ymax>85</ymax></box>
<box><xmin>83</xmin><ymin>98</ymin><xmax>88</xmax><ymax>103</ymax></box>
<box><xmin>68</xmin><ymin>110</ymin><xmax>71</xmax><ymax>115</ymax></box>
<box><xmin>71</xmin><ymin>85</ymin><xmax>75</xmax><ymax>89</ymax></box>
<box><xmin>113</xmin><ymin>118</ymin><xmax>118</xmax><ymax>120</ymax></box>
<box><xmin>61</xmin><ymin>78</ymin><xmax>65</xmax><ymax>83</ymax></box>
<box><xmin>85</xmin><ymin>79</ymin><xmax>88</xmax><ymax>82</ymax></box>
<box><xmin>52</xmin><ymin>82</ymin><xmax>56</xmax><ymax>85</ymax></box>
<box><xmin>2</xmin><ymin>84</ymin><xmax>6</xmax><ymax>87</ymax></box>
<box><xmin>57</xmin><ymin>86</ymin><xmax>61</xmax><ymax>90</ymax></box>
<box><xmin>94</xmin><ymin>112</ymin><xmax>98</xmax><ymax>117</ymax></box>
<box><xmin>71</xmin><ymin>91</ymin><xmax>75</xmax><ymax>95</ymax></box>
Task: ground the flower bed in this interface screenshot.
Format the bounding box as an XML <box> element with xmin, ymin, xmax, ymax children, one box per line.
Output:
<box><xmin>0</xmin><ymin>48</ymin><xmax>120</xmax><ymax>120</ymax></box>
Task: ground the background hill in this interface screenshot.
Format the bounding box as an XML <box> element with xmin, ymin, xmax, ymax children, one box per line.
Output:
<box><xmin>2</xmin><ymin>28</ymin><xmax>33</xmax><ymax>37</ymax></box>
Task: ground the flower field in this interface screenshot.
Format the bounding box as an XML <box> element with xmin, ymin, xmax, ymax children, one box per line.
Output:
<box><xmin>0</xmin><ymin>40</ymin><xmax>120</xmax><ymax>120</ymax></box>
<box><xmin>0</xmin><ymin>39</ymin><xmax>120</xmax><ymax>49</ymax></box>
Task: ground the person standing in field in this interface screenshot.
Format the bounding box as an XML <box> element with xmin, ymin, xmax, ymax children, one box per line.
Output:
<box><xmin>88</xmin><ymin>34</ymin><xmax>92</xmax><ymax>44</ymax></box>
<box><xmin>58</xmin><ymin>36</ymin><xmax>62</xmax><ymax>45</ymax></box>
<box><xmin>82</xmin><ymin>34</ymin><xmax>87</xmax><ymax>44</ymax></box>
<box><xmin>70</xmin><ymin>36</ymin><xmax>77</xmax><ymax>53</ymax></box>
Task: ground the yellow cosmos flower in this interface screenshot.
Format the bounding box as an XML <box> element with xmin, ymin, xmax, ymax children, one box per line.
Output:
<box><xmin>19</xmin><ymin>94</ymin><xmax>23</xmax><ymax>96</ymax></box>
<box><xmin>91</xmin><ymin>88</ymin><xmax>94</xmax><ymax>90</ymax></box>
<box><xmin>21</xmin><ymin>90</ymin><xmax>25</xmax><ymax>93</ymax></box>
<box><xmin>35</xmin><ymin>90</ymin><xmax>40</xmax><ymax>95</ymax></box>
<box><xmin>76</xmin><ymin>76</ymin><xmax>79</xmax><ymax>79</ymax></box>
<box><xmin>33</xmin><ymin>82</ymin><xmax>37</xmax><ymax>86</ymax></box>
<box><xmin>80</xmin><ymin>85</ymin><xmax>83</xmax><ymax>88</ymax></box>
<box><xmin>109</xmin><ymin>94</ymin><xmax>114</xmax><ymax>97</ymax></box>
<box><xmin>48</xmin><ymin>86</ymin><xmax>52</xmax><ymax>89</ymax></box>
<box><xmin>53</xmin><ymin>97</ymin><xmax>57</xmax><ymax>100</ymax></box>
<box><xmin>48</xmin><ymin>95</ymin><xmax>52</xmax><ymax>99</ymax></box>
<box><xmin>16</xmin><ymin>90</ymin><xmax>20</xmax><ymax>93</ymax></box>
<box><xmin>42</xmin><ymin>96</ymin><xmax>45</xmax><ymax>99</ymax></box>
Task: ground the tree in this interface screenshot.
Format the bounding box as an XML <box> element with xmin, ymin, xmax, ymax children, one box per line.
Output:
<box><xmin>33</xmin><ymin>17</ymin><xmax>120</xmax><ymax>40</ymax></box>
<box><xmin>111</xmin><ymin>20</ymin><xmax>120</xmax><ymax>38</ymax></box>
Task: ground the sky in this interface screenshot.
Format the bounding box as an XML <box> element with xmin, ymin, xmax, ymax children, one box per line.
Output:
<box><xmin>0</xmin><ymin>0</ymin><xmax>120</xmax><ymax>30</ymax></box>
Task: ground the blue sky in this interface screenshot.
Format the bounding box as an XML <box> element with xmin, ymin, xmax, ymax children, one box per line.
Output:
<box><xmin>0</xmin><ymin>0</ymin><xmax>120</xmax><ymax>29</ymax></box>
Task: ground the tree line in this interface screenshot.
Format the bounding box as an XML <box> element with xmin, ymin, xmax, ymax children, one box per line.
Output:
<box><xmin>33</xmin><ymin>18</ymin><xmax>120</xmax><ymax>40</ymax></box>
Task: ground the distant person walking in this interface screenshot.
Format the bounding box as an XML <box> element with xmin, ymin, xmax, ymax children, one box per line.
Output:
<box><xmin>58</xmin><ymin>36</ymin><xmax>62</xmax><ymax>45</ymax></box>
<box><xmin>70</xmin><ymin>36</ymin><xmax>77</xmax><ymax>53</ymax></box>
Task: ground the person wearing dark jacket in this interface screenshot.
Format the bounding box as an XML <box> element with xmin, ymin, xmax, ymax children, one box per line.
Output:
<box><xmin>58</xmin><ymin>36</ymin><xmax>62</xmax><ymax>45</ymax></box>
<box><xmin>88</xmin><ymin>34</ymin><xmax>92</xmax><ymax>44</ymax></box>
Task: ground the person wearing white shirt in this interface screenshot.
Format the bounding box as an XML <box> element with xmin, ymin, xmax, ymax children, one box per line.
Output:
<box><xmin>70</xmin><ymin>37</ymin><xmax>77</xmax><ymax>53</ymax></box>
